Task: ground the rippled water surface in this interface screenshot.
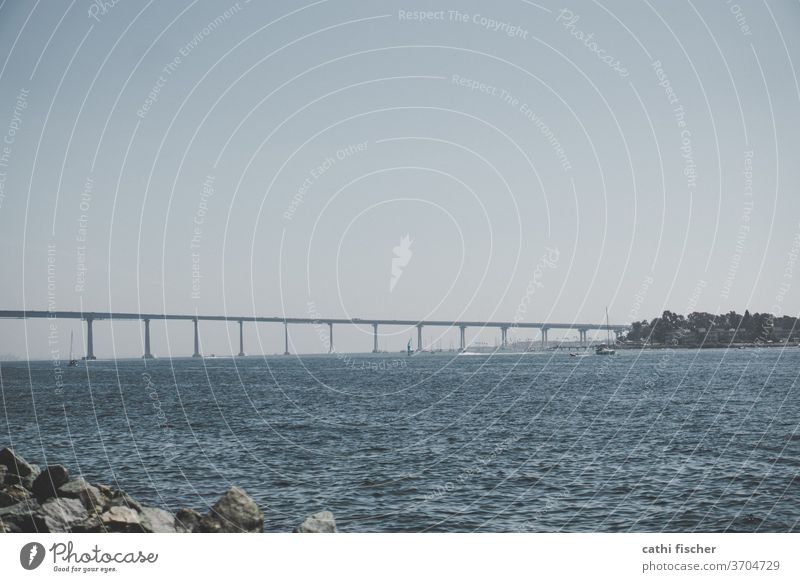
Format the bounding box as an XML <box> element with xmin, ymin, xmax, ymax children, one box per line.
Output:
<box><xmin>1</xmin><ymin>348</ymin><xmax>798</xmax><ymax>532</ymax></box>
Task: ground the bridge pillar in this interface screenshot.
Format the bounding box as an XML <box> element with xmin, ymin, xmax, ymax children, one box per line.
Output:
<box><xmin>237</xmin><ymin>320</ymin><xmax>245</xmax><ymax>357</ymax></box>
<box><xmin>84</xmin><ymin>317</ymin><xmax>96</xmax><ymax>360</ymax></box>
<box><xmin>416</xmin><ymin>325</ymin><xmax>423</xmax><ymax>352</ymax></box>
<box><xmin>328</xmin><ymin>323</ymin><xmax>333</xmax><ymax>353</ymax></box>
<box><xmin>501</xmin><ymin>326</ymin><xmax>508</xmax><ymax>349</ymax></box>
<box><xmin>192</xmin><ymin>318</ymin><xmax>201</xmax><ymax>357</ymax></box>
<box><xmin>372</xmin><ymin>324</ymin><xmax>379</xmax><ymax>353</ymax></box>
<box><xmin>541</xmin><ymin>327</ymin><xmax>549</xmax><ymax>349</ymax></box>
<box><xmin>143</xmin><ymin>319</ymin><xmax>154</xmax><ymax>359</ymax></box>
<box><xmin>459</xmin><ymin>326</ymin><xmax>466</xmax><ymax>352</ymax></box>
<box><xmin>284</xmin><ymin>322</ymin><xmax>290</xmax><ymax>355</ymax></box>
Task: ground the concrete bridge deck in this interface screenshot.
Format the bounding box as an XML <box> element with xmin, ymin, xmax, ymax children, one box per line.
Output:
<box><xmin>0</xmin><ymin>310</ymin><xmax>628</xmax><ymax>359</ymax></box>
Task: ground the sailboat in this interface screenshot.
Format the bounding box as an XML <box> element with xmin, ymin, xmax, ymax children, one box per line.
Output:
<box><xmin>595</xmin><ymin>307</ymin><xmax>616</xmax><ymax>356</ymax></box>
<box><xmin>407</xmin><ymin>338</ymin><xmax>413</xmax><ymax>356</ymax></box>
<box><xmin>68</xmin><ymin>331</ymin><xmax>78</xmax><ymax>367</ymax></box>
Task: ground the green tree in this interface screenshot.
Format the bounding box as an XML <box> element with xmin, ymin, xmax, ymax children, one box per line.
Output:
<box><xmin>687</xmin><ymin>312</ymin><xmax>715</xmax><ymax>333</ymax></box>
<box><xmin>740</xmin><ymin>310</ymin><xmax>753</xmax><ymax>341</ymax></box>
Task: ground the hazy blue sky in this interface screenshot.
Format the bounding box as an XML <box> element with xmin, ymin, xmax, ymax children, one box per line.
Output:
<box><xmin>1</xmin><ymin>0</ymin><xmax>799</xmax><ymax>358</ymax></box>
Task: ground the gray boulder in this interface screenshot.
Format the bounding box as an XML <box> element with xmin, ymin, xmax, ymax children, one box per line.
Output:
<box><xmin>0</xmin><ymin>484</ymin><xmax>32</xmax><ymax>508</ymax></box>
<box><xmin>198</xmin><ymin>486</ymin><xmax>263</xmax><ymax>533</ymax></box>
<box><xmin>175</xmin><ymin>508</ymin><xmax>202</xmax><ymax>533</ymax></box>
<box><xmin>71</xmin><ymin>514</ymin><xmax>105</xmax><ymax>533</ymax></box>
<box><xmin>294</xmin><ymin>511</ymin><xmax>338</xmax><ymax>533</ymax></box>
<box><xmin>0</xmin><ymin>448</ymin><xmax>36</xmax><ymax>477</ymax></box>
<box><xmin>38</xmin><ymin>498</ymin><xmax>89</xmax><ymax>532</ymax></box>
<box><xmin>3</xmin><ymin>465</ymin><xmax>41</xmax><ymax>491</ymax></box>
<box><xmin>32</xmin><ymin>465</ymin><xmax>70</xmax><ymax>501</ymax></box>
<box><xmin>58</xmin><ymin>478</ymin><xmax>106</xmax><ymax>512</ymax></box>
<box><xmin>139</xmin><ymin>507</ymin><xmax>177</xmax><ymax>533</ymax></box>
<box><xmin>96</xmin><ymin>483</ymin><xmax>114</xmax><ymax>498</ymax></box>
<box><xmin>105</xmin><ymin>490</ymin><xmax>143</xmax><ymax>512</ymax></box>
<box><xmin>100</xmin><ymin>506</ymin><xmax>141</xmax><ymax>532</ymax></box>
<box><xmin>6</xmin><ymin>464</ymin><xmax>41</xmax><ymax>491</ymax></box>
<box><xmin>0</xmin><ymin>499</ymin><xmax>42</xmax><ymax>532</ymax></box>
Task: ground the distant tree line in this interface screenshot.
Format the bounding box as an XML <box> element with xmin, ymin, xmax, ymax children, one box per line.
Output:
<box><xmin>623</xmin><ymin>311</ymin><xmax>799</xmax><ymax>344</ymax></box>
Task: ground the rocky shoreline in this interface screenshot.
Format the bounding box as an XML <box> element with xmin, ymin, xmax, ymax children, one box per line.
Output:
<box><xmin>0</xmin><ymin>448</ymin><xmax>336</xmax><ymax>533</ymax></box>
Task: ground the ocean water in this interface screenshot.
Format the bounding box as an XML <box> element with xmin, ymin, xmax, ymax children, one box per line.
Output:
<box><xmin>1</xmin><ymin>348</ymin><xmax>798</xmax><ymax>532</ymax></box>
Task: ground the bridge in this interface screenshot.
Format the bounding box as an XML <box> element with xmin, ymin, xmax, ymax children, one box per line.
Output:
<box><xmin>0</xmin><ymin>310</ymin><xmax>629</xmax><ymax>359</ymax></box>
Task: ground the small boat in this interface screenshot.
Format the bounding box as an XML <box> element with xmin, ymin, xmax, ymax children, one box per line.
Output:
<box><xmin>68</xmin><ymin>331</ymin><xmax>78</xmax><ymax>367</ymax></box>
<box><xmin>406</xmin><ymin>338</ymin><xmax>413</xmax><ymax>356</ymax></box>
<box><xmin>595</xmin><ymin>307</ymin><xmax>616</xmax><ymax>356</ymax></box>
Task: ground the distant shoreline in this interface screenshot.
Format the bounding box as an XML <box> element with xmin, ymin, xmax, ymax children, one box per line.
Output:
<box><xmin>3</xmin><ymin>344</ymin><xmax>798</xmax><ymax>363</ymax></box>
<box><xmin>615</xmin><ymin>342</ymin><xmax>800</xmax><ymax>350</ymax></box>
